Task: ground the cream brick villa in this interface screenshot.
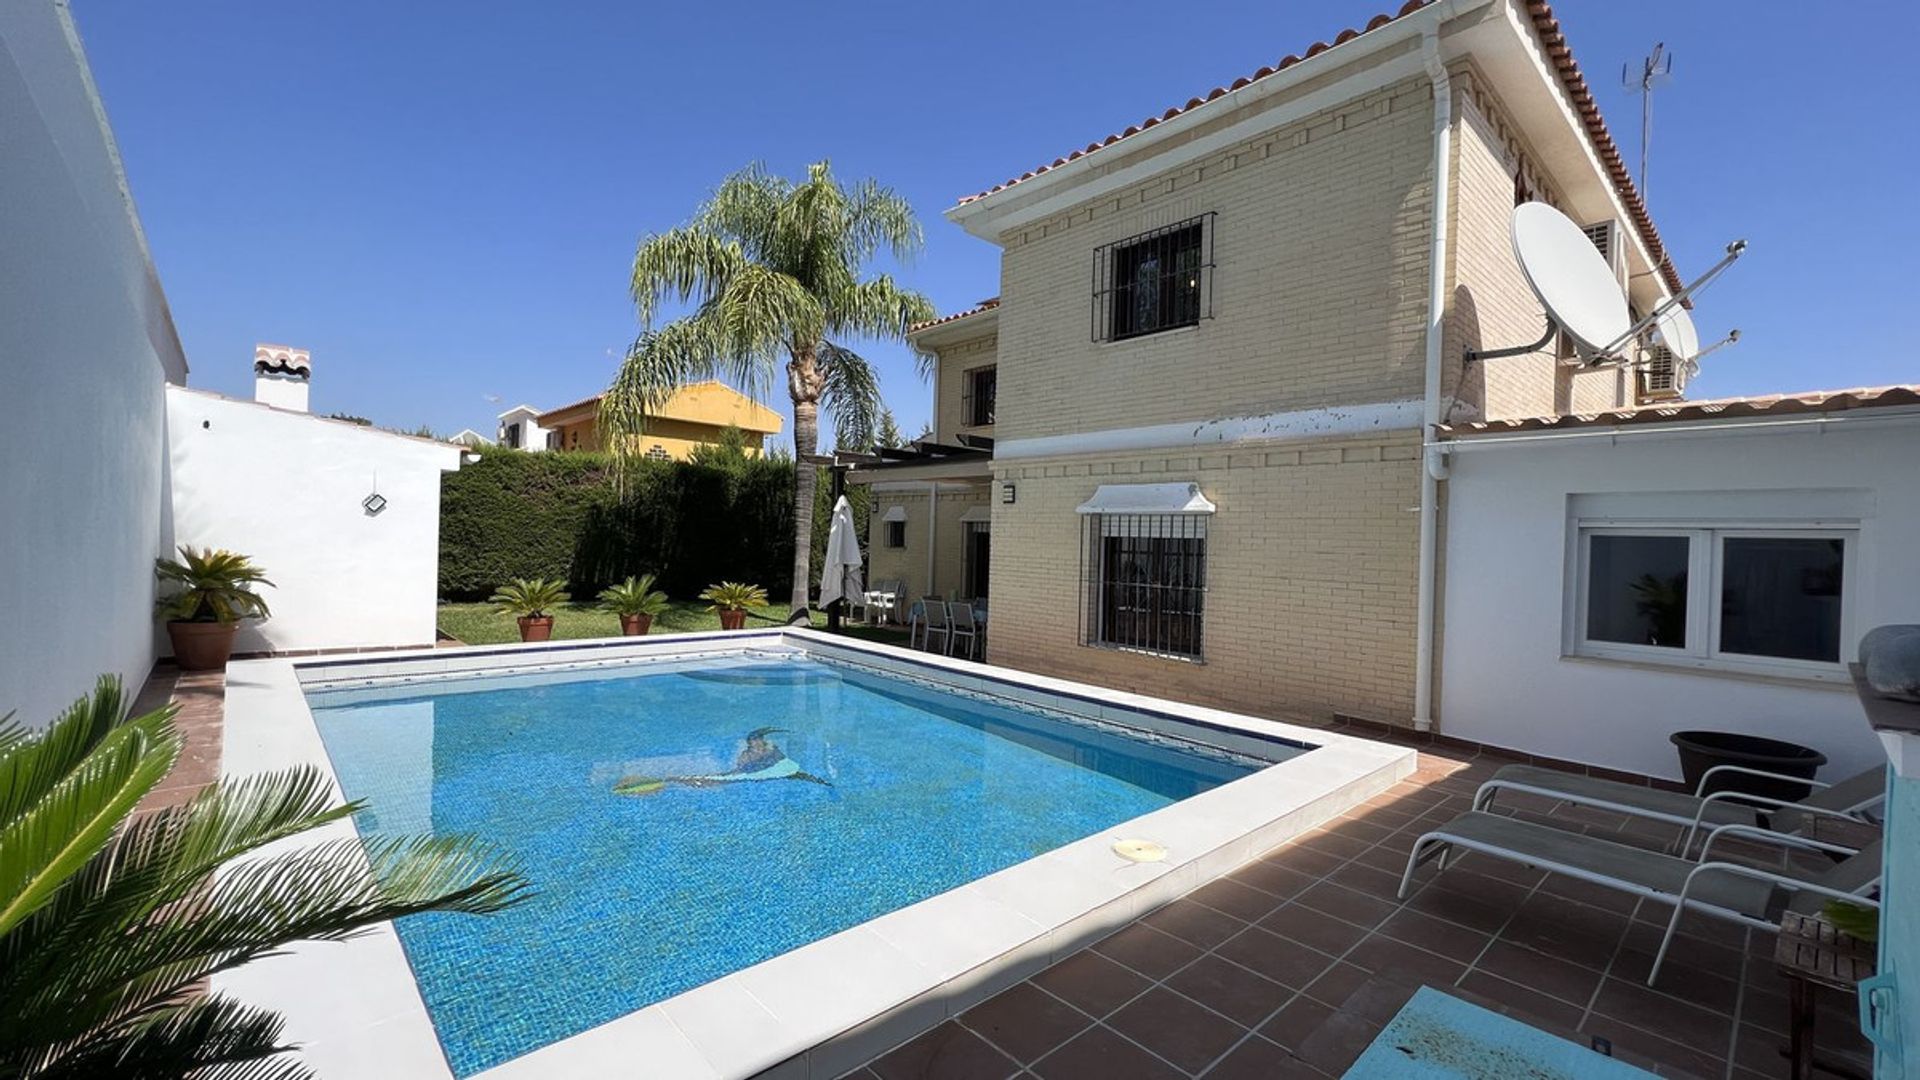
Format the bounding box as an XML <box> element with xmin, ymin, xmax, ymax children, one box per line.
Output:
<box><xmin>853</xmin><ymin>0</ymin><xmax>1899</xmax><ymax>739</ymax></box>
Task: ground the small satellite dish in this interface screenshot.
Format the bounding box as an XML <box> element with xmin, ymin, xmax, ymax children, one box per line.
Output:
<box><xmin>1653</xmin><ymin>303</ymin><xmax>1700</xmax><ymax>363</ymax></box>
<box><xmin>1511</xmin><ymin>202</ymin><xmax>1633</xmax><ymax>356</ymax></box>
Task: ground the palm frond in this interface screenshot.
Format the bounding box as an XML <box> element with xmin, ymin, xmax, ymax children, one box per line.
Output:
<box><xmin>709</xmin><ymin>263</ymin><xmax>822</xmax><ymax>366</ymax></box>
<box><xmin>629</xmin><ymin>227</ymin><xmax>749</xmax><ymax>328</ymax></box>
<box><xmin>0</xmin><ymin>678</ymin><xmax>142</xmax><ymax>831</ymax></box>
<box><xmin>817</xmin><ymin>341</ymin><xmax>883</xmax><ymax>452</ymax></box>
<box><xmin>825</xmin><ymin>275</ymin><xmax>937</xmax><ymax>346</ymax></box>
<box><xmin>24</xmin><ymin>995</ymin><xmax>304</xmax><ymax>1080</ymax></box>
<box><xmin>844</xmin><ymin>175</ymin><xmax>926</xmax><ymax>265</ymax></box>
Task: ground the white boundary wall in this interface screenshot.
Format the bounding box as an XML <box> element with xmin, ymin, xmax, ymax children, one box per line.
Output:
<box><xmin>165</xmin><ymin>389</ymin><xmax>462</xmax><ymax>655</ymax></box>
<box><xmin>0</xmin><ymin>3</ymin><xmax>187</xmax><ymax>726</ymax></box>
<box><xmin>1439</xmin><ymin>415</ymin><xmax>1920</xmax><ymax>781</ymax></box>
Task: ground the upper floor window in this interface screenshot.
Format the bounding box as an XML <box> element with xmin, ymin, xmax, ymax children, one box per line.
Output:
<box><xmin>962</xmin><ymin>365</ymin><xmax>997</xmax><ymax>427</ymax></box>
<box><xmin>1574</xmin><ymin>526</ymin><xmax>1852</xmax><ymax>678</ymax></box>
<box><xmin>884</xmin><ymin>520</ymin><xmax>906</xmax><ymax>548</ymax></box>
<box><xmin>1092</xmin><ymin>214</ymin><xmax>1215</xmax><ymax>343</ymax></box>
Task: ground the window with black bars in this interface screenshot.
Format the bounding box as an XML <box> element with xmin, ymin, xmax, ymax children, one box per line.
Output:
<box><xmin>1079</xmin><ymin>513</ymin><xmax>1207</xmax><ymax>660</ymax></box>
<box><xmin>961</xmin><ymin>365</ymin><xmax>997</xmax><ymax>426</ymax></box>
<box><xmin>1092</xmin><ymin>214</ymin><xmax>1215</xmax><ymax>343</ymax></box>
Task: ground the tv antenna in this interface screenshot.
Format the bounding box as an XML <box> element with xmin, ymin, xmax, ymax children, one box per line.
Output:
<box><xmin>1624</xmin><ymin>43</ymin><xmax>1672</xmax><ymax>202</ymax></box>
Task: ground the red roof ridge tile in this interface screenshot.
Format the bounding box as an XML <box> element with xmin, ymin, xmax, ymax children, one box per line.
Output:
<box><xmin>909</xmin><ymin>297</ymin><xmax>1001</xmax><ymax>333</ymax></box>
<box><xmin>954</xmin><ymin>1</ymin><xmax>1685</xmax><ymax>295</ymax></box>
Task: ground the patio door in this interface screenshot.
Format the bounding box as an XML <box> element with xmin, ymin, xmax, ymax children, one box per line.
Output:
<box><xmin>963</xmin><ymin>521</ymin><xmax>991</xmax><ymax>598</ymax></box>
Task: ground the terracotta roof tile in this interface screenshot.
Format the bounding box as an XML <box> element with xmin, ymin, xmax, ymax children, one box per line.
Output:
<box><xmin>1440</xmin><ymin>385</ymin><xmax>1920</xmax><ymax>437</ymax></box>
<box><xmin>909</xmin><ymin>297</ymin><xmax>1000</xmax><ymax>334</ymax></box>
<box><xmin>955</xmin><ymin>1</ymin><xmax>1684</xmax><ymax>295</ymax></box>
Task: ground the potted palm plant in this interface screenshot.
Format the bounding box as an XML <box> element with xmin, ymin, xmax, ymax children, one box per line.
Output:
<box><xmin>154</xmin><ymin>546</ymin><xmax>273</xmax><ymax>671</ymax></box>
<box><xmin>699</xmin><ymin>581</ymin><xmax>767</xmax><ymax>631</ymax></box>
<box><xmin>598</xmin><ymin>573</ymin><xmax>670</xmax><ymax>636</ymax></box>
<box><xmin>490</xmin><ymin>578</ymin><xmax>569</xmax><ymax>642</ymax></box>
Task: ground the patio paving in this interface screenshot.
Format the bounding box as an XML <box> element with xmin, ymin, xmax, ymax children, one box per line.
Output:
<box><xmin>123</xmin><ymin>665</ymin><xmax>1870</xmax><ymax>1079</ymax></box>
<box><xmin>850</xmin><ymin>732</ymin><xmax>1874</xmax><ymax>1080</ymax></box>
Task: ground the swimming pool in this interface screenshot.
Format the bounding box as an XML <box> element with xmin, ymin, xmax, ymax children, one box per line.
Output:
<box><xmin>215</xmin><ymin>630</ymin><xmax>1414</xmax><ymax>1079</ymax></box>
<box><xmin>308</xmin><ymin>653</ymin><xmax>1274</xmax><ymax>1075</ymax></box>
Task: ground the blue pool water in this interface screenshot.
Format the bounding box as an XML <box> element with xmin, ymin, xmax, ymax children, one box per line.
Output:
<box><xmin>308</xmin><ymin>654</ymin><xmax>1271</xmax><ymax>1075</ymax></box>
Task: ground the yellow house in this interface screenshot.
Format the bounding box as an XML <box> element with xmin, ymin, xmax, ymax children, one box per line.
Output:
<box><xmin>533</xmin><ymin>381</ymin><xmax>784</xmax><ymax>459</ymax></box>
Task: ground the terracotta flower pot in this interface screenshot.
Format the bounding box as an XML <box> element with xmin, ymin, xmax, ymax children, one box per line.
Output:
<box><xmin>619</xmin><ymin>613</ymin><xmax>652</xmax><ymax>636</ymax></box>
<box><xmin>718</xmin><ymin>609</ymin><xmax>748</xmax><ymax>631</ymax></box>
<box><xmin>168</xmin><ymin>621</ymin><xmax>238</xmax><ymax>672</ymax></box>
<box><xmin>517</xmin><ymin>615</ymin><xmax>555</xmax><ymax>642</ymax></box>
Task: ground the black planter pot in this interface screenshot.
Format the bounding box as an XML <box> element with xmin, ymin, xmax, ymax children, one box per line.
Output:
<box><xmin>1669</xmin><ymin>730</ymin><xmax>1826</xmax><ymax>804</ymax></box>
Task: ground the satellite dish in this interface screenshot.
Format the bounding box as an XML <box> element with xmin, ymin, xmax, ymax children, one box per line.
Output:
<box><xmin>1653</xmin><ymin>303</ymin><xmax>1700</xmax><ymax>363</ymax></box>
<box><xmin>1511</xmin><ymin>202</ymin><xmax>1632</xmax><ymax>356</ymax></box>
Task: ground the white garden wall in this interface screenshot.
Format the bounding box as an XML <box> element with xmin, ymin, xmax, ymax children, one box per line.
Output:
<box><xmin>0</xmin><ymin>4</ymin><xmax>187</xmax><ymax>727</ymax></box>
<box><xmin>1440</xmin><ymin>415</ymin><xmax>1920</xmax><ymax>781</ymax></box>
<box><xmin>165</xmin><ymin>389</ymin><xmax>462</xmax><ymax>655</ymax></box>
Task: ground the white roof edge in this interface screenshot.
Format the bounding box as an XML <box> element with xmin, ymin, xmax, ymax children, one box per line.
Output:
<box><xmin>1076</xmin><ymin>482</ymin><xmax>1217</xmax><ymax>515</ymax></box>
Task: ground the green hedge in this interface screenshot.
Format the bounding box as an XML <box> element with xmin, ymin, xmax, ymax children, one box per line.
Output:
<box><xmin>438</xmin><ymin>447</ymin><xmax>796</xmax><ymax>601</ymax></box>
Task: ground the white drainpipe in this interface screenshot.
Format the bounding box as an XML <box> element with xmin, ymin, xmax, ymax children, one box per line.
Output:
<box><xmin>1413</xmin><ymin>27</ymin><xmax>1453</xmax><ymax>734</ymax></box>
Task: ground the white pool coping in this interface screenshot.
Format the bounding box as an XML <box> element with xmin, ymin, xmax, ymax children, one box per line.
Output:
<box><xmin>213</xmin><ymin>629</ymin><xmax>1416</xmax><ymax>1079</ymax></box>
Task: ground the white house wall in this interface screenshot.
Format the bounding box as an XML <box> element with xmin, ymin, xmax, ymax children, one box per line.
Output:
<box><xmin>1439</xmin><ymin>419</ymin><xmax>1920</xmax><ymax>781</ymax></box>
<box><xmin>165</xmin><ymin>389</ymin><xmax>460</xmax><ymax>655</ymax></box>
<box><xmin>0</xmin><ymin>3</ymin><xmax>186</xmax><ymax>728</ymax></box>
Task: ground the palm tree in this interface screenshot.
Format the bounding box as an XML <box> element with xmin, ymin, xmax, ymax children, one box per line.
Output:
<box><xmin>602</xmin><ymin>161</ymin><xmax>936</xmax><ymax>614</ymax></box>
<box><xmin>0</xmin><ymin>676</ymin><xmax>528</xmax><ymax>1078</ymax></box>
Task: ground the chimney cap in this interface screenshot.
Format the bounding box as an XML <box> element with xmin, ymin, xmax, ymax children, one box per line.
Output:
<box><xmin>254</xmin><ymin>343</ymin><xmax>311</xmax><ymax>378</ymax></box>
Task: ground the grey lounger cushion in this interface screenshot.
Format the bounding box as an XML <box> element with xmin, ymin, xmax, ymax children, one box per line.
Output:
<box><xmin>1482</xmin><ymin>764</ymin><xmax>1759</xmax><ymax>828</ymax></box>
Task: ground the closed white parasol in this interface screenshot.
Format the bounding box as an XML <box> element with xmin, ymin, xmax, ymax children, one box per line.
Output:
<box><xmin>817</xmin><ymin>495</ymin><xmax>864</xmax><ymax>610</ymax></box>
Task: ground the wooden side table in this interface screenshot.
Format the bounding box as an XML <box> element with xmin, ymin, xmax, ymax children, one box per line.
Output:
<box><xmin>1774</xmin><ymin>910</ymin><xmax>1876</xmax><ymax>1080</ymax></box>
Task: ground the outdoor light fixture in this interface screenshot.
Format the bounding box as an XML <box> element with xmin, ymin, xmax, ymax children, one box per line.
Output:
<box><xmin>362</xmin><ymin>492</ymin><xmax>387</xmax><ymax>516</ymax></box>
<box><xmin>1002</xmin><ymin>483</ymin><xmax>1016</xmax><ymax>505</ymax></box>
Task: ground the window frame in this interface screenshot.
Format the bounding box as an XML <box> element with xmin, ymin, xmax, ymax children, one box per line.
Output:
<box><xmin>883</xmin><ymin>519</ymin><xmax>906</xmax><ymax>549</ymax></box>
<box><xmin>1091</xmin><ymin>213</ymin><xmax>1216</xmax><ymax>344</ymax></box>
<box><xmin>1569</xmin><ymin>523</ymin><xmax>1857</xmax><ymax>681</ymax></box>
<box><xmin>961</xmin><ymin>364</ymin><xmax>997</xmax><ymax>427</ymax></box>
<box><xmin>1080</xmin><ymin>513</ymin><xmax>1208</xmax><ymax>662</ymax></box>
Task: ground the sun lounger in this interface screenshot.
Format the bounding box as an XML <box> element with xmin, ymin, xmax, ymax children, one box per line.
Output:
<box><xmin>1474</xmin><ymin>763</ymin><xmax>1885</xmax><ymax>854</ymax></box>
<box><xmin>1398</xmin><ymin>810</ymin><xmax>1881</xmax><ymax>985</ymax></box>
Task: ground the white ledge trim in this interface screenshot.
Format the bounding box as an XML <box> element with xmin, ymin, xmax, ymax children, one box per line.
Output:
<box><xmin>994</xmin><ymin>400</ymin><xmax>1423</xmax><ymax>462</ymax></box>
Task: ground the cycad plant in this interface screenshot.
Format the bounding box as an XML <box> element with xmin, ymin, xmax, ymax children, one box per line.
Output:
<box><xmin>154</xmin><ymin>547</ymin><xmax>273</xmax><ymax>624</ymax></box>
<box><xmin>0</xmin><ymin>677</ymin><xmax>527</xmax><ymax>1079</ymax></box>
<box><xmin>598</xmin><ymin>574</ymin><xmax>670</xmax><ymax>636</ymax></box>
<box><xmin>699</xmin><ymin>581</ymin><xmax>768</xmax><ymax>631</ymax></box>
<box><xmin>602</xmin><ymin>161</ymin><xmax>936</xmax><ymax>615</ymax></box>
<box><xmin>489</xmin><ymin>578</ymin><xmax>570</xmax><ymax>642</ymax></box>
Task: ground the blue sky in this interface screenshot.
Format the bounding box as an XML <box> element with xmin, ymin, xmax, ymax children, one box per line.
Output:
<box><xmin>77</xmin><ymin>1</ymin><xmax>1918</xmax><ymax>446</ymax></box>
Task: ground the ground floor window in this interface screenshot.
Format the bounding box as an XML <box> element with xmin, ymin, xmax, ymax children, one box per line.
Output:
<box><xmin>1574</xmin><ymin>526</ymin><xmax>1851</xmax><ymax>674</ymax></box>
<box><xmin>884</xmin><ymin>520</ymin><xmax>906</xmax><ymax>548</ymax></box>
<box><xmin>963</xmin><ymin>521</ymin><xmax>991</xmax><ymax>598</ymax></box>
<box><xmin>1080</xmin><ymin>513</ymin><xmax>1207</xmax><ymax>660</ymax></box>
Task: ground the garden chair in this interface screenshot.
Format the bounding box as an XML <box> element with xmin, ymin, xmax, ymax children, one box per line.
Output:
<box><xmin>920</xmin><ymin>599</ymin><xmax>951</xmax><ymax>654</ymax></box>
<box><xmin>947</xmin><ymin>600</ymin><xmax>980</xmax><ymax>659</ymax></box>
<box><xmin>1397</xmin><ymin>810</ymin><xmax>1881</xmax><ymax>986</ymax></box>
<box><xmin>1475</xmin><ymin>763</ymin><xmax>1885</xmax><ymax>855</ymax></box>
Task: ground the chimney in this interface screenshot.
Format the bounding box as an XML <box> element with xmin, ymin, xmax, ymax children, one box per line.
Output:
<box><xmin>253</xmin><ymin>343</ymin><xmax>311</xmax><ymax>412</ymax></box>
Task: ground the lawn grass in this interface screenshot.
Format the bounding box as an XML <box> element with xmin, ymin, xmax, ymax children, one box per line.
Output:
<box><xmin>436</xmin><ymin>599</ymin><xmax>918</xmax><ymax>647</ymax></box>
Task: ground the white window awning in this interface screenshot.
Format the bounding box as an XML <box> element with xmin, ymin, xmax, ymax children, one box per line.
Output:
<box><xmin>881</xmin><ymin>505</ymin><xmax>909</xmax><ymax>523</ymax></box>
<box><xmin>1076</xmin><ymin>482</ymin><xmax>1216</xmax><ymax>515</ymax></box>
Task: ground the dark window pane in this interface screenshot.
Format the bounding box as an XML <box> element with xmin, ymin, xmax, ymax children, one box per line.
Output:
<box><xmin>885</xmin><ymin>521</ymin><xmax>905</xmax><ymax>548</ymax></box>
<box><xmin>1088</xmin><ymin>515</ymin><xmax>1206</xmax><ymax>658</ymax></box>
<box><xmin>1108</xmin><ymin>222</ymin><xmax>1204</xmax><ymax>340</ymax></box>
<box><xmin>1719</xmin><ymin>538</ymin><xmax>1844</xmax><ymax>662</ymax></box>
<box><xmin>1586</xmin><ymin>534</ymin><xmax>1690</xmax><ymax>648</ymax></box>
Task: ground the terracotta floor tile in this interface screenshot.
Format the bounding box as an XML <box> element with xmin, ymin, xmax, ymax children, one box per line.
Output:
<box><xmin>870</xmin><ymin>1022</ymin><xmax>1021</xmax><ymax>1080</ymax></box>
<box><xmin>1212</xmin><ymin>926</ymin><xmax>1340</xmax><ymax>992</ymax></box>
<box><xmin>1302</xmin><ymin>961</ymin><xmax>1372</xmax><ymax>1010</ymax></box>
<box><xmin>1029</xmin><ymin>1026</ymin><xmax>1183</xmax><ymax>1080</ymax></box>
<box><xmin>1325</xmin><ymin>861</ymin><xmax>1407</xmax><ymax>901</ymax></box>
<box><xmin>1287</xmin><ymin>1004</ymin><xmax>1385</xmax><ymax>1076</ymax></box>
<box><xmin>1163</xmin><ymin>954</ymin><xmax>1294</xmax><ymax>1027</ymax></box>
<box><xmin>1092</xmin><ymin>923</ymin><xmax>1203</xmax><ymax>981</ymax></box>
<box><xmin>1471</xmin><ymin>939</ymin><xmax>1602</xmax><ymax>1007</ymax></box>
<box><xmin>1257</xmin><ymin>994</ymin><xmax>1335</xmax><ymax>1052</ymax></box>
<box><xmin>1580</xmin><ymin>1016</ymin><xmax>1727</xmax><ymax>1079</ymax></box>
<box><xmin>1456</xmin><ymin>970</ymin><xmax>1586</xmax><ymax>1032</ymax></box>
<box><xmin>1342</xmin><ymin>935</ymin><xmax>1467</xmax><ymax>989</ymax></box>
<box><xmin>959</xmin><ymin>982</ymin><xmax>1093</xmax><ymax>1065</ymax></box>
<box><xmin>1186</xmin><ymin>875</ymin><xmax>1289</xmax><ymax>923</ymax></box>
<box><xmin>1589</xmin><ymin>978</ymin><xmax>1732</xmax><ymax>1049</ymax></box>
<box><xmin>1291</xmin><ymin>881</ymin><xmax>1398</xmax><ymax>929</ymax></box>
<box><xmin>1257</xmin><ymin>902</ymin><xmax>1371</xmax><ymax>957</ymax></box>
<box><xmin>1030</xmin><ymin>950</ymin><xmax>1152</xmax><ymax>1021</ymax></box>
<box><xmin>1106</xmin><ymin>987</ymin><xmax>1248</xmax><ymax>1074</ymax></box>
<box><xmin>1140</xmin><ymin>898</ymin><xmax>1247</xmax><ymax>951</ymax></box>
<box><xmin>1258</xmin><ymin>845</ymin><xmax>1348</xmax><ymax>879</ymax></box>
<box><xmin>1377</xmin><ymin>907</ymin><xmax>1492</xmax><ymax>964</ymax></box>
<box><xmin>1198</xmin><ymin>1034</ymin><xmax>1325</xmax><ymax>1079</ymax></box>
<box><xmin>1229</xmin><ymin>858</ymin><xmax>1317</xmax><ymax>900</ymax></box>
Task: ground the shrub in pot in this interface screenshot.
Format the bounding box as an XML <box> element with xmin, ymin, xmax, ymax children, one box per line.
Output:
<box><xmin>490</xmin><ymin>578</ymin><xmax>569</xmax><ymax>641</ymax></box>
<box><xmin>699</xmin><ymin>581</ymin><xmax>767</xmax><ymax>631</ymax></box>
<box><xmin>599</xmin><ymin>574</ymin><xmax>669</xmax><ymax>636</ymax></box>
<box><xmin>154</xmin><ymin>546</ymin><xmax>273</xmax><ymax>671</ymax></box>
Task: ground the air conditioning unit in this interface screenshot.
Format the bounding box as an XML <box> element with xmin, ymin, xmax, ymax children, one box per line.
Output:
<box><xmin>1639</xmin><ymin>344</ymin><xmax>1688</xmax><ymax>401</ymax></box>
<box><xmin>1582</xmin><ymin>219</ymin><xmax>1624</xmax><ymax>283</ymax></box>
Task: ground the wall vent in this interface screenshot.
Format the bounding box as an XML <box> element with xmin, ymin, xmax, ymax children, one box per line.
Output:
<box><xmin>1640</xmin><ymin>344</ymin><xmax>1685</xmax><ymax>401</ymax></box>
